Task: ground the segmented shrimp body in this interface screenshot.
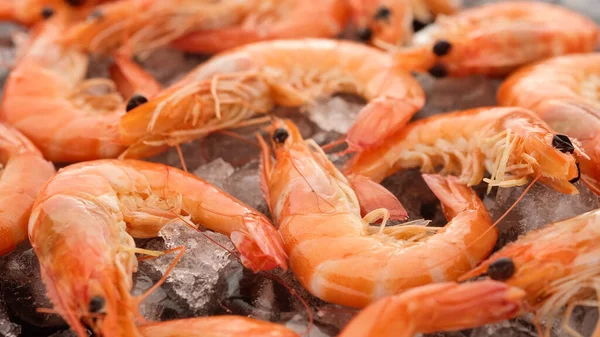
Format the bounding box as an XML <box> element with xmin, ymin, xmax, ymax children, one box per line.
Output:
<box><xmin>345</xmin><ymin>107</ymin><xmax>583</xmax><ymax>194</ymax></box>
<box><xmin>259</xmin><ymin>118</ymin><xmax>496</xmax><ymax>308</ymax></box>
<box><xmin>0</xmin><ymin>122</ymin><xmax>54</xmax><ymax>255</ymax></box>
<box><xmin>498</xmin><ymin>53</ymin><xmax>600</xmax><ymax>195</ymax></box>
<box><xmin>138</xmin><ymin>316</ymin><xmax>299</xmax><ymax>337</ymax></box>
<box><xmin>171</xmin><ymin>0</ymin><xmax>350</xmax><ymax>54</ymax></box>
<box><xmin>0</xmin><ymin>17</ymin><xmax>161</xmax><ymax>162</ymax></box>
<box><xmin>121</xmin><ymin>38</ymin><xmax>424</xmax><ymax>158</ymax></box>
<box><xmin>396</xmin><ymin>1</ymin><xmax>599</xmax><ymax>77</ymax></box>
<box><xmin>29</xmin><ymin>159</ymin><xmax>286</xmax><ymax>336</ymax></box>
<box><xmin>64</xmin><ymin>0</ymin><xmax>254</xmax><ymax>56</ymax></box>
<box><xmin>339</xmin><ymin>280</ymin><xmax>524</xmax><ymax>337</ymax></box>
<box><xmin>461</xmin><ymin>209</ymin><xmax>600</xmax><ymax>336</ymax></box>
<box><xmin>0</xmin><ymin>0</ymin><xmax>108</xmax><ymax>26</ymax></box>
<box><xmin>349</xmin><ymin>0</ymin><xmax>461</xmax><ymax>47</ymax></box>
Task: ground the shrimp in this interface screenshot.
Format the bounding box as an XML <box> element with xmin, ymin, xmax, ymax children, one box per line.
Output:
<box><xmin>171</xmin><ymin>0</ymin><xmax>350</xmax><ymax>54</ymax></box>
<box><xmin>0</xmin><ymin>0</ymin><xmax>108</xmax><ymax>26</ymax></box>
<box><xmin>345</xmin><ymin>107</ymin><xmax>584</xmax><ymax>195</ymax></box>
<box><xmin>0</xmin><ymin>16</ymin><xmax>162</xmax><ymax>162</ymax></box>
<box><xmin>29</xmin><ymin>159</ymin><xmax>287</xmax><ymax>336</ymax></box>
<box><xmin>138</xmin><ymin>316</ymin><xmax>299</xmax><ymax>337</ymax></box>
<box><xmin>460</xmin><ymin>208</ymin><xmax>600</xmax><ymax>337</ymax></box>
<box><xmin>338</xmin><ymin>280</ymin><xmax>525</xmax><ymax>337</ymax></box>
<box><xmin>0</xmin><ymin>122</ymin><xmax>54</xmax><ymax>255</ymax></box>
<box><xmin>394</xmin><ymin>1</ymin><xmax>599</xmax><ymax>77</ymax></box>
<box><xmin>120</xmin><ymin>38</ymin><xmax>425</xmax><ymax>158</ymax></box>
<box><xmin>258</xmin><ymin>118</ymin><xmax>497</xmax><ymax>308</ymax></box>
<box><xmin>498</xmin><ymin>53</ymin><xmax>600</xmax><ymax>196</ymax></box>
<box><xmin>348</xmin><ymin>0</ymin><xmax>461</xmax><ymax>47</ymax></box>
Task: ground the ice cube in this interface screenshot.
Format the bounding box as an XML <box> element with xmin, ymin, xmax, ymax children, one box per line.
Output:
<box><xmin>305</xmin><ymin>96</ymin><xmax>363</xmax><ymax>134</ymax></box>
<box><xmin>486</xmin><ymin>182</ymin><xmax>600</xmax><ymax>248</ymax></box>
<box><xmin>193</xmin><ymin>158</ymin><xmax>235</xmax><ymax>189</ymax></box>
<box><xmin>0</xmin><ymin>295</ymin><xmax>20</xmax><ymax>337</ymax></box>
<box><xmin>0</xmin><ymin>249</ymin><xmax>65</xmax><ymax>327</ymax></box>
<box><xmin>48</xmin><ymin>330</ymin><xmax>91</xmax><ymax>337</ymax></box>
<box><xmin>138</xmin><ymin>222</ymin><xmax>239</xmax><ymax>316</ymax></box>
<box><xmin>221</xmin><ymin>161</ymin><xmax>269</xmax><ymax>214</ymax></box>
<box><xmin>469</xmin><ymin>318</ymin><xmax>537</xmax><ymax>337</ymax></box>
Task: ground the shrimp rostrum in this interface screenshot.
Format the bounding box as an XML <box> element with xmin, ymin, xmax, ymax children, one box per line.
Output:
<box><xmin>461</xmin><ymin>208</ymin><xmax>600</xmax><ymax>337</ymax></box>
<box><xmin>29</xmin><ymin>159</ymin><xmax>286</xmax><ymax>336</ymax></box>
<box><xmin>0</xmin><ymin>122</ymin><xmax>54</xmax><ymax>255</ymax></box>
<box><xmin>346</xmin><ymin>107</ymin><xmax>585</xmax><ymax>194</ymax></box>
<box><xmin>259</xmin><ymin>118</ymin><xmax>497</xmax><ymax>308</ymax></box>
<box><xmin>119</xmin><ymin>38</ymin><xmax>425</xmax><ymax>158</ymax></box>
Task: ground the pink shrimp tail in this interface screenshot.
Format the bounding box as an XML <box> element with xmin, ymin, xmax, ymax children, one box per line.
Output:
<box><xmin>346</xmin><ymin>97</ymin><xmax>420</xmax><ymax>152</ymax></box>
<box><xmin>347</xmin><ymin>174</ymin><xmax>408</xmax><ymax>220</ymax></box>
<box><xmin>339</xmin><ymin>280</ymin><xmax>524</xmax><ymax>337</ymax></box>
<box><xmin>230</xmin><ymin>213</ymin><xmax>288</xmax><ymax>272</ymax></box>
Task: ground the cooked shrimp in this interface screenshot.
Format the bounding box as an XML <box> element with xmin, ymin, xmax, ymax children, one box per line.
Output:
<box><xmin>345</xmin><ymin>107</ymin><xmax>584</xmax><ymax>195</ymax></box>
<box><xmin>498</xmin><ymin>53</ymin><xmax>600</xmax><ymax>196</ymax></box>
<box><xmin>258</xmin><ymin>118</ymin><xmax>497</xmax><ymax>308</ymax></box>
<box><xmin>139</xmin><ymin>316</ymin><xmax>299</xmax><ymax>337</ymax></box>
<box><xmin>63</xmin><ymin>0</ymin><xmax>255</xmax><ymax>56</ymax></box>
<box><xmin>0</xmin><ymin>122</ymin><xmax>54</xmax><ymax>255</ymax></box>
<box><xmin>0</xmin><ymin>0</ymin><xmax>107</xmax><ymax>26</ymax></box>
<box><xmin>0</xmin><ymin>17</ymin><xmax>161</xmax><ymax>162</ymax></box>
<box><xmin>339</xmin><ymin>280</ymin><xmax>525</xmax><ymax>337</ymax></box>
<box><xmin>461</xmin><ymin>208</ymin><xmax>600</xmax><ymax>337</ymax></box>
<box><xmin>120</xmin><ymin>38</ymin><xmax>424</xmax><ymax>158</ymax></box>
<box><xmin>29</xmin><ymin>159</ymin><xmax>287</xmax><ymax>336</ymax></box>
<box><xmin>171</xmin><ymin>0</ymin><xmax>350</xmax><ymax>54</ymax></box>
<box><xmin>394</xmin><ymin>1</ymin><xmax>599</xmax><ymax>77</ymax></box>
<box><xmin>348</xmin><ymin>0</ymin><xmax>461</xmax><ymax>47</ymax></box>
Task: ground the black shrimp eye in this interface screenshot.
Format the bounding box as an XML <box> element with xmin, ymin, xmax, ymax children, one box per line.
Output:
<box><xmin>65</xmin><ymin>0</ymin><xmax>86</xmax><ymax>6</ymax></box>
<box><xmin>428</xmin><ymin>63</ymin><xmax>447</xmax><ymax>78</ymax></box>
<box><xmin>357</xmin><ymin>27</ymin><xmax>373</xmax><ymax>42</ymax></box>
<box><xmin>552</xmin><ymin>134</ymin><xmax>575</xmax><ymax>154</ymax></box>
<box><xmin>432</xmin><ymin>40</ymin><xmax>452</xmax><ymax>56</ymax></box>
<box><xmin>126</xmin><ymin>94</ymin><xmax>148</xmax><ymax>112</ymax></box>
<box><xmin>41</xmin><ymin>7</ymin><xmax>55</xmax><ymax>19</ymax></box>
<box><xmin>412</xmin><ymin>19</ymin><xmax>428</xmax><ymax>32</ymax></box>
<box><xmin>374</xmin><ymin>6</ymin><xmax>392</xmax><ymax>21</ymax></box>
<box><xmin>272</xmin><ymin>128</ymin><xmax>289</xmax><ymax>144</ymax></box>
<box><xmin>569</xmin><ymin>163</ymin><xmax>581</xmax><ymax>184</ymax></box>
<box><xmin>487</xmin><ymin>257</ymin><xmax>515</xmax><ymax>281</ymax></box>
<box><xmin>88</xmin><ymin>296</ymin><xmax>105</xmax><ymax>313</ymax></box>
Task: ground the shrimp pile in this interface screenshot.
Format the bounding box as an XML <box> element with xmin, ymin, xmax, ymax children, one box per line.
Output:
<box><xmin>0</xmin><ymin>0</ymin><xmax>599</xmax><ymax>336</ymax></box>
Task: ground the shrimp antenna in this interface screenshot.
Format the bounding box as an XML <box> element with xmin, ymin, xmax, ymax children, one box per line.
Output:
<box><xmin>134</xmin><ymin>246</ymin><xmax>186</xmax><ymax>305</ymax></box>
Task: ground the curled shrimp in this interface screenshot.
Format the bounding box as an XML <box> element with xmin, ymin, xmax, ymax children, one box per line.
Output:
<box><xmin>120</xmin><ymin>38</ymin><xmax>424</xmax><ymax>158</ymax></box>
<box><xmin>498</xmin><ymin>53</ymin><xmax>600</xmax><ymax>196</ymax></box>
<box><xmin>339</xmin><ymin>280</ymin><xmax>525</xmax><ymax>337</ymax></box>
<box><xmin>0</xmin><ymin>16</ymin><xmax>162</xmax><ymax>162</ymax></box>
<box><xmin>0</xmin><ymin>122</ymin><xmax>54</xmax><ymax>255</ymax></box>
<box><xmin>258</xmin><ymin>118</ymin><xmax>496</xmax><ymax>308</ymax></box>
<box><xmin>349</xmin><ymin>0</ymin><xmax>461</xmax><ymax>47</ymax></box>
<box><xmin>63</xmin><ymin>0</ymin><xmax>255</xmax><ymax>56</ymax></box>
<box><xmin>138</xmin><ymin>316</ymin><xmax>299</xmax><ymax>337</ymax></box>
<box><xmin>345</xmin><ymin>107</ymin><xmax>584</xmax><ymax>194</ymax></box>
<box><xmin>395</xmin><ymin>1</ymin><xmax>599</xmax><ymax>77</ymax></box>
<box><xmin>461</xmin><ymin>208</ymin><xmax>600</xmax><ymax>337</ymax></box>
<box><xmin>29</xmin><ymin>159</ymin><xmax>286</xmax><ymax>336</ymax></box>
<box><xmin>171</xmin><ymin>0</ymin><xmax>350</xmax><ymax>54</ymax></box>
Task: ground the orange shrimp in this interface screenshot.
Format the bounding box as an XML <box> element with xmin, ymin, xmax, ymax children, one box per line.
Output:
<box><xmin>461</xmin><ymin>208</ymin><xmax>600</xmax><ymax>337</ymax></box>
<box><xmin>345</xmin><ymin>107</ymin><xmax>584</xmax><ymax>195</ymax></box>
<box><xmin>29</xmin><ymin>159</ymin><xmax>287</xmax><ymax>336</ymax></box>
<box><xmin>395</xmin><ymin>1</ymin><xmax>599</xmax><ymax>77</ymax></box>
<box><xmin>0</xmin><ymin>0</ymin><xmax>109</xmax><ymax>26</ymax></box>
<box><xmin>138</xmin><ymin>316</ymin><xmax>299</xmax><ymax>337</ymax></box>
<box><xmin>348</xmin><ymin>0</ymin><xmax>461</xmax><ymax>47</ymax></box>
<box><xmin>338</xmin><ymin>280</ymin><xmax>525</xmax><ymax>337</ymax></box>
<box><xmin>0</xmin><ymin>16</ymin><xmax>161</xmax><ymax>162</ymax></box>
<box><xmin>498</xmin><ymin>53</ymin><xmax>600</xmax><ymax>196</ymax></box>
<box><xmin>120</xmin><ymin>38</ymin><xmax>425</xmax><ymax>159</ymax></box>
<box><xmin>0</xmin><ymin>122</ymin><xmax>54</xmax><ymax>255</ymax></box>
<box><xmin>258</xmin><ymin>118</ymin><xmax>497</xmax><ymax>308</ymax></box>
<box><xmin>171</xmin><ymin>0</ymin><xmax>350</xmax><ymax>54</ymax></box>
